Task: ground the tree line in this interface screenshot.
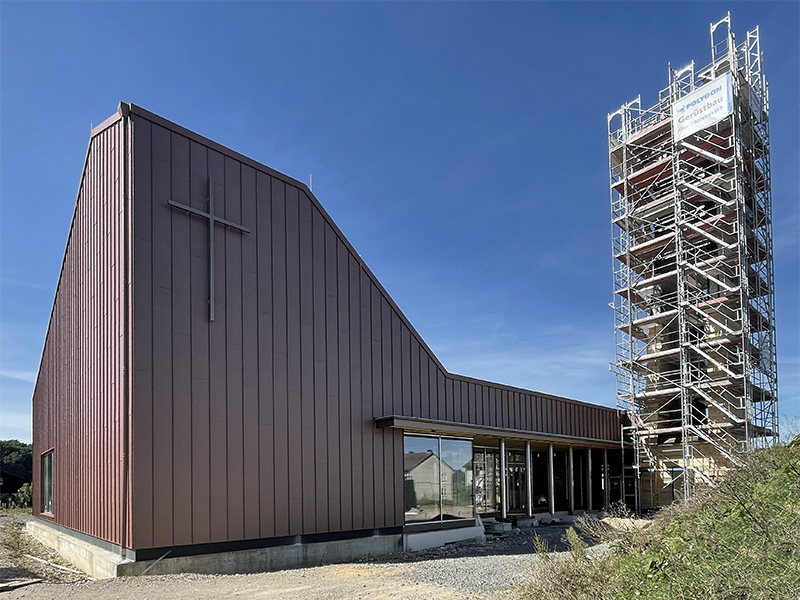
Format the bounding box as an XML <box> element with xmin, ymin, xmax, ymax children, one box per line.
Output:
<box><xmin>1</xmin><ymin>439</ymin><xmax>33</xmax><ymax>509</ymax></box>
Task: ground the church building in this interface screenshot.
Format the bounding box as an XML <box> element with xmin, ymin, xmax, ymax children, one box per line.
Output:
<box><xmin>30</xmin><ymin>104</ymin><xmax>632</xmax><ymax>577</ymax></box>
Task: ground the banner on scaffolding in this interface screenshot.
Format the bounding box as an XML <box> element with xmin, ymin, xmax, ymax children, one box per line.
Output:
<box><xmin>672</xmin><ymin>72</ymin><xmax>733</xmax><ymax>141</ymax></box>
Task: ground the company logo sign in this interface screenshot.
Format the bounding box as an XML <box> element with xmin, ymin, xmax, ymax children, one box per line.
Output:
<box><xmin>672</xmin><ymin>72</ymin><xmax>733</xmax><ymax>141</ymax></box>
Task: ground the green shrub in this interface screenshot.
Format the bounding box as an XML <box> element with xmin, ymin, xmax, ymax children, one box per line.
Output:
<box><xmin>14</xmin><ymin>483</ymin><xmax>32</xmax><ymax>508</ymax></box>
<box><xmin>524</xmin><ymin>443</ymin><xmax>800</xmax><ymax>600</ymax></box>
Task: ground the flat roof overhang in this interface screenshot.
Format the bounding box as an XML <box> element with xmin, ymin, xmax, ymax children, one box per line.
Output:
<box><xmin>375</xmin><ymin>415</ymin><xmax>625</xmax><ymax>449</ymax></box>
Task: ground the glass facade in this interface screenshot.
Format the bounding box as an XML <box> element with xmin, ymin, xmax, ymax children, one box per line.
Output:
<box><xmin>404</xmin><ymin>434</ymin><xmax>473</xmax><ymax>524</ymax></box>
<box><xmin>405</xmin><ymin>434</ymin><xmax>620</xmax><ymax>522</ymax></box>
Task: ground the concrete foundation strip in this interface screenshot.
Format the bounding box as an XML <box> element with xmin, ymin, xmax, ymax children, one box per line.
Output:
<box><xmin>140</xmin><ymin>550</ymin><xmax>172</xmax><ymax>575</ymax></box>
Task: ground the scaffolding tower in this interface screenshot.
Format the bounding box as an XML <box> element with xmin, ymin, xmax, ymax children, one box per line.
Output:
<box><xmin>608</xmin><ymin>15</ymin><xmax>778</xmax><ymax>509</ymax></box>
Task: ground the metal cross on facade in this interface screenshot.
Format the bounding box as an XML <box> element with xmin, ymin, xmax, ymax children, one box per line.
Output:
<box><xmin>168</xmin><ymin>177</ymin><xmax>250</xmax><ymax>322</ymax></box>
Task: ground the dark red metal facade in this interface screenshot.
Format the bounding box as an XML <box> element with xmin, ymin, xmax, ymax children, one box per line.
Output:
<box><xmin>32</xmin><ymin>104</ymin><xmax>621</xmax><ymax>553</ymax></box>
<box><xmin>32</xmin><ymin>115</ymin><xmax>131</xmax><ymax>546</ymax></box>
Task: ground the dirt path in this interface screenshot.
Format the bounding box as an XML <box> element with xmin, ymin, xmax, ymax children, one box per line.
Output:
<box><xmin>2</xmin><ymin>563</ymin><xmax>505</xmax><ymax>600</ymax></box>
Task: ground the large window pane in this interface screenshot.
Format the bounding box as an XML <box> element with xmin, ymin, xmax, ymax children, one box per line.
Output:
<box><xmin>441</xmin><ymin>438</ymin><xmax>473</xmax><ymax>520</ymax></box>
<box><xmin>573</xmin><ymin>449</ymin><xmax>588</xmax><ymax>510</ymax></box>
<box><xmin>474</xmin><ymin>448</ymin><xmax>501</xmax><ymax>514</ymax></box>
<box><xmin>590</xmin><ymin>449</ymin><xmax>605</xmax><ymax>510</ymax></box>
<box><xmin>531</xmin><ymin>450</ymin><xmax>549</xmax><ymax>510</ymax></box>
<box><xmin>41</xmin><ymin>451</ymin><xmax>53</xmax><ymax>514</ymax></box>
<box><xmin>553</xmin><ymin>450</ymin><xmax>569</xmax><ymax>512</ymax></box>
<box><xmin>506</xmin><ymin>450</ymin><xmax>527</xmax><ymax>513</ymax></box>
<box><xmin>404</xmin><ymin>436</ymin><xmax>440</xmax><ymax>522</ymax></box>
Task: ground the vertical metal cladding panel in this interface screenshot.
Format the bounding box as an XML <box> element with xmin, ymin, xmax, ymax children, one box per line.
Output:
<box><xmin>131</xmin><ymin>115</ymin><xmax>154</xmax><ymax>550</ymax></box>
<box><xmin>359</xmin><ymin>271</ymin><xmax>375</xmax><ymax>528</ymax></box>
<box><xmin>346</xmin><ymin>252</ymin><xmax>362</xmax><ymax>530</ymax></box>
<box><xmin>207</xmin><ymin>152</ymin><xmax>228</xmax><ymax>544</ymax></box>
<box><xmin>170</xmin><ymin>132</ymin><xmax>193</xmax><ymax>546</ymax></box>
<box><xmin>224</xmin><ymin>156</ymin><xmax>246</xmax><ymax>543</ymax></box>
<box><xmin>241</xmin><ymin>165</ymin><xmax>260</xmax><ymax>541</ymax></box>
<box><xmin>150</xmin><ymin>123</ymin><xmax>175</xmax><ymax>549</ymax></box>
<box><xmin>336</xmin><ymin>242</ymin><xmax>353</xmax><ymax>532</ymax></box>
<box><xmin>298</xmin><ymin>194</ymin><xmax>316</xmax><ymax>535</ymax></box>
<box><xmin>255</xmin><ymin>170</ymin><xmax>275</xmax><ymax>539</ymax></box>
<box><xmin>271</xmin><ymin>177</ymin><xmax>290</xmax><ymax>538</ymax></box>
<box><xmin>313</xmin><ymin>207</ymin><xmax>330</xmax><ymax>534</ymax></box>
<box><xmin>32</xmin><ymin>119</ymin><xmax>128</xmax><ymax>546</ymax></box>
<box><xmin>324</xmin><ymin>224</ymin><xmax>341</xmax><ymax>533</ymax></box>
<box><xmin>188</xmin><ymin>140</ymin><xmax>211</xmax><ymax>545</ymax></box>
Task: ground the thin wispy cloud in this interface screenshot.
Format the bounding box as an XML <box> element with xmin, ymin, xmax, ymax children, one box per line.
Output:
<box><xmin>0</xmin><ymin>369</ymin><xmax>37</xmax><ymax>383</ymax></box>
<box><xmin>772</xmin><ymin>207</ymin><xmax>800</xmax><ymax>259</ymax></box>
<box><xmin>432</xmin><ymin>326</ymin><xmax>615</xmax><ymax>406</ymax></box>
<box><xmin>0</xmin><ymin>276</ymin><xmax>53</xmax><ymax>292</ymax></box>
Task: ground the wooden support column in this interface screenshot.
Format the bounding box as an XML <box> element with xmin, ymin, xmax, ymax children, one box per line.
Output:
<box><xmin>603</xmin><ymin>448</ymin><xmax>610</xmax><ymax>507</ymax></box>
<box><xmin>568</xmin><ymin>445</ymin><xmax>575</xmax><ymax>515</ymax></box>
<box><xmin>548</xmin><ymin>443</ymin><xmax>555</xmax><ymax>515</ymax></box>
<box><xmin>525</xmin><ymin>441</ymin><xmax>532</xmax><ymax>518</ymax></box>
<box><xmin>500</xmin><ymin>438</ymin><xmax>507</xmax><ymax>520</ymax></box>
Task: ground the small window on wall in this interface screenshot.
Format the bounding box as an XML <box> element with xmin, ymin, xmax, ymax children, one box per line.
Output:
<box><xmin>403</xmin><ymin>434</ymin><xmax>473</xmax><ymax>525</ymax></box>
<box><xmin>41</xmin><ymin>450</ymin><xmax>54</xmax><ymax>514</ymax></box>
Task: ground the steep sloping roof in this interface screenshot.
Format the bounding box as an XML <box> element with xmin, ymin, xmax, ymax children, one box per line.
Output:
<box><xmin>404</xmin><ymin>451</ymin><xmax>436</xmax><ymax>473</ymax></box>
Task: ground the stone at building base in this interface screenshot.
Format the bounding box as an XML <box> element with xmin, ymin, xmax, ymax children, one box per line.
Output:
<box><xmin>486</xmin><ymin>521</ymin><xmax>512</xmax><ymax>533</ymax></box>
<box><xmin>515</xmin><ymin>518</ymin><xmax>540</xmax><ymax>528</ymax></box>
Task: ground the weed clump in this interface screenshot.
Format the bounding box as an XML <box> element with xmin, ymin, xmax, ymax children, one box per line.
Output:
<box><xmin>0</xmin><ymin>520</ymin><xmax>26</xmax><ymax>557</ymax></box>
<box><xmin>525</xmin><ymin>442</ymin><xmax>800</xmax><ymax>600</ymax></box>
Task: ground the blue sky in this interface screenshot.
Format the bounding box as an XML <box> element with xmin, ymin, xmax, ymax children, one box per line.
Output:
<box><xmin>1</xmin><ymin>2</ymin><xmax>798</xmax><ymax>444</ymax></box>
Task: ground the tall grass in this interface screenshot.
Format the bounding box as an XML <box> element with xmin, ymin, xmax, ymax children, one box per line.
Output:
<box><xmin>525</xmin><ymin>442</ymin><xmax>800</xmax><ymax>600</ymax></box>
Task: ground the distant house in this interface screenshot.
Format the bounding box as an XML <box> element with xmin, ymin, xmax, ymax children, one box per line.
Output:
<box><xmin>0</xmin><ymin>470</ymin><xmax>27</xmax><ymax>496</ymax></box>
<box><xmin>30</xmin><ymin>103</ymin><xmax>632</xmax><ymax>578</ymax></box>
<box><xmin>403</xmin><ymin>450</ymin><xmax>455</xmax><ymax>517</ymax></box>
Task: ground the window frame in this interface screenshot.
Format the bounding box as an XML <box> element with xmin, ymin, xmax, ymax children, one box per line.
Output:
<box><xmin>41</xmin><ymin>449</ymin><xmax>54</xmax><ymax>515</ymax></box>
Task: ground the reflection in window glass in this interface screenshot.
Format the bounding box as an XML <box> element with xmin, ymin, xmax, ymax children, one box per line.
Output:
<box><xmin>474</xmin><ymin>449</ymin><xmax>501</xmax><ymax>514</ymax></box>
<box><xmin>506</xmin><ymin>450</ymin><xmax>527</xmax><ymax>513</ymax></box>
<box><xmin>41</xmin><ymin>451</ymin><xmax>54</xmax><ymax>514</ymax></box>
<box><xmin>403</xmin><ymin>436</ymin><xmax>440</xmax><ymax>522</ymax></box>
<box><xmin>441</xmin><ymin>438</ymin><xmax>473</xmax><ymax>520</ymax></box>
<box><xmin>404</xmin><ymin>435</ymin><xmax>473</xmax><ymax>524</ymax></box>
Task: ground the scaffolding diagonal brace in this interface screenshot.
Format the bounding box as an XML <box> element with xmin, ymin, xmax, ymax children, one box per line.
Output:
<box><xmin>678</xmin><ymin>180</ymin><xmax>735</xmax><ymax>208</ymax></box>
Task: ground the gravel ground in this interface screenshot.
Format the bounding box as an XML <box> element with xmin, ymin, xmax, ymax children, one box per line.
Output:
<box><xmin>1</xmin><ymin>522</ymin><xmax>593</xmax><ymax>600</ymax></box>
<box><xmin>377</xmin><ymin>523</ymin><xmax>572</xmax><ymax>595</ymax></box>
